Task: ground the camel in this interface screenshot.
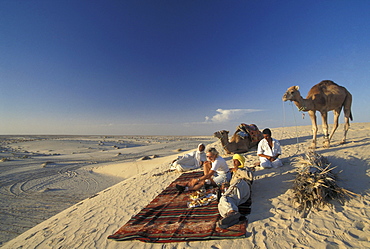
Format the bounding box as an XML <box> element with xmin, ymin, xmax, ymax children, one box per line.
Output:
<box><xmin>214</xmin><ymin>130</ymin><xmax>258</xmax><ymax>154</ymax></box>
<box><xmin>282</xmin><ymin>80</ymin><xmax>353</xmax><ymax>149</ymax></box>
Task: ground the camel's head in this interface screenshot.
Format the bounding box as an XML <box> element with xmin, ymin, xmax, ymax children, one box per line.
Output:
<box><xmin>282</xmin><ymin>86</ymin><xmax>300</xmax><ymax>102</ymax></box>
<box><xmin>213</xmin><ymin>130</ymin><xmax>229</xmax><ymax>139</ymax></box>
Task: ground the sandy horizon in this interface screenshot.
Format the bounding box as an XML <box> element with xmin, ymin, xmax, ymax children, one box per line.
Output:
<box><xmin>1</xmin><ymin>123</ymin><xmax>369</xmax><ymax>248</ymax></box>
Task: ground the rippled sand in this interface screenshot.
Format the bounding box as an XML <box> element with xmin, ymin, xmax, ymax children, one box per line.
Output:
<box><xmin>1</xmin><ymin>123</ymin><xmax>370</xmax><ymax>248</ymax></box>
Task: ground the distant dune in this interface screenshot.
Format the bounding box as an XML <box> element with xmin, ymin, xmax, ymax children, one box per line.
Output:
<box><xmin>1</xmin><ymin>123</ymin><xmax>369</xmax><ymax>248</ymax></box>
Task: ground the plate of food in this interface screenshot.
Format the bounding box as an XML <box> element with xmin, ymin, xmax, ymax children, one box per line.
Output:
<box><xmin>187</xmin><ymin>193</ymin><xmax>217</xmax><ymax>208</ymax></box>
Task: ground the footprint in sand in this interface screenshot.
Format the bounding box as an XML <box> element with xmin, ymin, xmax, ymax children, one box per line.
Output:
<box><xmin>67</xmin><ymin>208</ymin><xmax>78</xmax><ymax>214</ymax></box>
<box><xmin>89</xmin><ymin>193</ymin><xmax>99</xmax><ymax>199</ymax></box>
<box><xmin>25</xmin><ymin>231</ymin><xmax>39</xmax><ymax>240</ymax></box>
<box><xmin>42</xmin><ymin>228</ymin><xmax>52</xmax><ymax>238</ymax></box>
<box><xmin>325</xmin><ymin>240</ymin><xmax>341</xmax><ymax>249</ymax></box>
<box><xmin>354</xmin><ymin>220</ymin><xmax>365</xmax><ymax>230</ymax></box>
<box><xmin>312</xmin><ymin>228</ymin><xmax>332</xmax><ymax>236</ymax></box>
<box><xmin>296</xmin><ymin>236</ymin><xmax>309</xmax><ymax>245</ymax></box>
<box><xmin>347</xmin><ymin>229</ymin><xmax>368</xmax><ymax>241</ymax></box>
<box><xmin>152</xmin><ymin>172</ymin><xmax>162</xmax><ymax>177</ymax></box>
<box><xmin>47</xmin><ymin>237</ymin><xmax>65</xmax><ymax>246</ymax></box>
<box><xmin>333</xmin><ymin>231</ymin><xmax>349</xmax><ymax>242</ymax></box>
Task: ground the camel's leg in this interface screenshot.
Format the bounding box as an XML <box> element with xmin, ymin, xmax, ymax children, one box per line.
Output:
<box><xmin>341</xmin><ymin>94</ymin><xmax>352</xmax><ymax>144</ymax></box>
<box><xmin>223</xmin><ymin>147</ymin><xmax>232</xmax><ymax>154</ymax></box>
<box><xmin>321</xmin><ymin>111</ymin><xmax>331</xmax><ymax>148</ymax></box>
<box><xmin>224</xmin><ymin>142</ymin><xmax>237</xmax><ymax>154</ymax></box>
<box><xmin>341</xmin><ymin>115</ymin><xmax>350</xmax><ymax>144</ymax></box>
<box><xmin>321</xmin><ymin>111</ymin><xmax>329</xmax><ymax>137</ymax></box>
<box><xmin>221</xmin><ymin>141</ymin><xmax>232</xmax><ymax>154</ymax></box>
<box><xmin>328</xmin><ymin>109</ymin><xmax>341</xmax><ymax>143</ymax></box>
<box><xmin>308</xmin><ymin>111</ymin><xmax>317</xmax><ymax>149</ymax></box>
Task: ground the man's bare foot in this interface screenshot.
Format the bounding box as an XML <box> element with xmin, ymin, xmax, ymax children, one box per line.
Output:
<box><xmin>176</xmin><ymin>184</ymin><xmax>186</xmax><ymax>193</ymax></box>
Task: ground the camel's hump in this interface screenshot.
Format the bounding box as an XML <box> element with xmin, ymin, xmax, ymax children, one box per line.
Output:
<box><xmin>307</xmin><ymin>80</ymin><xmax>348</xmax><ymax>98</ymax></box>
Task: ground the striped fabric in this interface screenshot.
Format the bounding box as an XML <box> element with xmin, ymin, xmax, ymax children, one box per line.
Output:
<box><xmin>108</xmin><ymin>171</ymin><xmax>248</xmax><ymax>243</ymax></box>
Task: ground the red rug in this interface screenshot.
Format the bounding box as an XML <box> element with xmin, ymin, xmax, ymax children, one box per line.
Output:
<box><xmin>108</xmin><ymin>171</ymin><xmax>248</xmax><ymax>243</ymax></box>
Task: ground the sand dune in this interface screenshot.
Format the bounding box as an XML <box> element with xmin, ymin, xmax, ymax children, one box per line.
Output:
<box><xmin>1</xmin><ymin>123</ymin><xmax>369</xmax><ymax>248</ymax></box>
<box><xmin>0</xmin><ymin>135</ymin><xmax>215</xmax><ymax>246</ymax></box>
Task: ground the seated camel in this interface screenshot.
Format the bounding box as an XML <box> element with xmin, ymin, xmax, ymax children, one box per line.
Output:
<box><xmin>214</xmin><ymin>128</ymin><xmax>261</xmax><ymax>154</ymax></box>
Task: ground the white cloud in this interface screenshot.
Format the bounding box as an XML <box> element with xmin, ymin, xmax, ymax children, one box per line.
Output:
<box><xmin>206</xmin><ymin>108</ymin><xmax>263</xmax><ymax>123</ymax></box>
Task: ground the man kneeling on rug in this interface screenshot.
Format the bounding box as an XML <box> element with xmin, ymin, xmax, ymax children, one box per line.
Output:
<box><xmin>218</xmin><ymin>154</ymin><xmax>253</xmax><ymax>229</ymax></box>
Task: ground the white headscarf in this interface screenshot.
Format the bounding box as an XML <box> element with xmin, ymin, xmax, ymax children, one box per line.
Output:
<box><xmin>195</xmin><ymin>143</ymin><xmax>206</xmax><ymax>166</ymax></box>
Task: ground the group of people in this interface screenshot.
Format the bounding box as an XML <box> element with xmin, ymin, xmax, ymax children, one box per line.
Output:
<box><xmin>173</xmin><ymin>128</ymin><xmax>283</xmax><ymax>229</ymax></box>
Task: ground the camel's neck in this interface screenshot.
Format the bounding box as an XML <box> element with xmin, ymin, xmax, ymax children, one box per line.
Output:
<box><xmin>219</xmin><ymin>136</ymin><xmax>229</xmax><ymax>146</ymax></box>
<box><xmin>218</xmin><ymin>135</ymin><xmax>232</xmax><ymax>154</ymax></box>
<box><xmin>292</xmin><ymin>96</ymin><xmax>313</xmax><ymax>112</ymax></box>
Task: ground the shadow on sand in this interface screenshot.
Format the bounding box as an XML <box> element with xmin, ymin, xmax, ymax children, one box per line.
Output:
<box><xmin>248</xmin><ymin>135</ymin><xmax>370</xmax><ymax>223</ymax></box>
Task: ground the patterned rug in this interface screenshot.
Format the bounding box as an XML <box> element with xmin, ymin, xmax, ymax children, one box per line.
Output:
<box><xmin>108</xmin><ymin>171</ymin><xmax>250</xmax><ymax>243</ymax></box>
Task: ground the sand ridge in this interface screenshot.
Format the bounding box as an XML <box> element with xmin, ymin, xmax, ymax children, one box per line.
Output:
<box><xmin>0</xmin><ymin>135</ymin><xmax>216</xmax><ymax>246</ymax></box>
<box><xmin>1</xmin><ymin>123</ymin><xmax>370</xmax><ymax>248</ymax></box>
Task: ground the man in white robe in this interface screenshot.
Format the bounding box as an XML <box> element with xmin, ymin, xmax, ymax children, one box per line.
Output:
<box><xmin>170</xmin><ymin>143</ymin><xmax>206</xmax><ymax>172</ymax></box>
<box><xmin>257</xmin><ymin>128</ymin><xmax>283</xmax><ymax>168</ymax></box>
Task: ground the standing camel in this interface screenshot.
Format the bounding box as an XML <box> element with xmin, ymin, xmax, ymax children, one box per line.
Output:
<box><xmin>282</xmin><ymin>80</ymin><xmax>353</xmax><ymax>149</ymax></box>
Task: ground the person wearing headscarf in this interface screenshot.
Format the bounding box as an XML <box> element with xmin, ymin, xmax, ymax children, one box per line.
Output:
<box><xmin>170</xmin><ymin>143</ymin><xmax>206</xmax><ymax>172</ymax></box>
<box><xmin>217</xmin><ymin>154</ymin><xmax>253</xmax><ymax>229</ymax></box>
<box><xmin>232</xmin><ymin>154</ymin><xmax>245</xmax><ymax>169</ymax></box>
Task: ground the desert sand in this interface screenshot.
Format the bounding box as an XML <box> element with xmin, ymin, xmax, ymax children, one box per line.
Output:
<box><xmin>1</xmin><ymin>123</ymin><xmax>369</xmax><ymax>248</ymax></box>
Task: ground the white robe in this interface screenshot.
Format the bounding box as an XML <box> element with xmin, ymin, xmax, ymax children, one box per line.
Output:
<box><xmin>257</xmin><ymin>138</ymin><xmax>283</xmax><ymax>168</ymax></box>
<box><xmin>171</xmin><ymin>150</ymin><xmax>206</xmax><ymax>172</ymax></box>
<box><xmin>218</xmin><ymin>179</ymin><xmax>251</xmax><ymax>218</ymax></box>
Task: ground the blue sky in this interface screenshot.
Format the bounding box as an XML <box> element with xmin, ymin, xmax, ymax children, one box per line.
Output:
<box><xmin>1</xmin><ymin>0</ymin><xmax>369</xmax><ymax>135</ymax></box>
